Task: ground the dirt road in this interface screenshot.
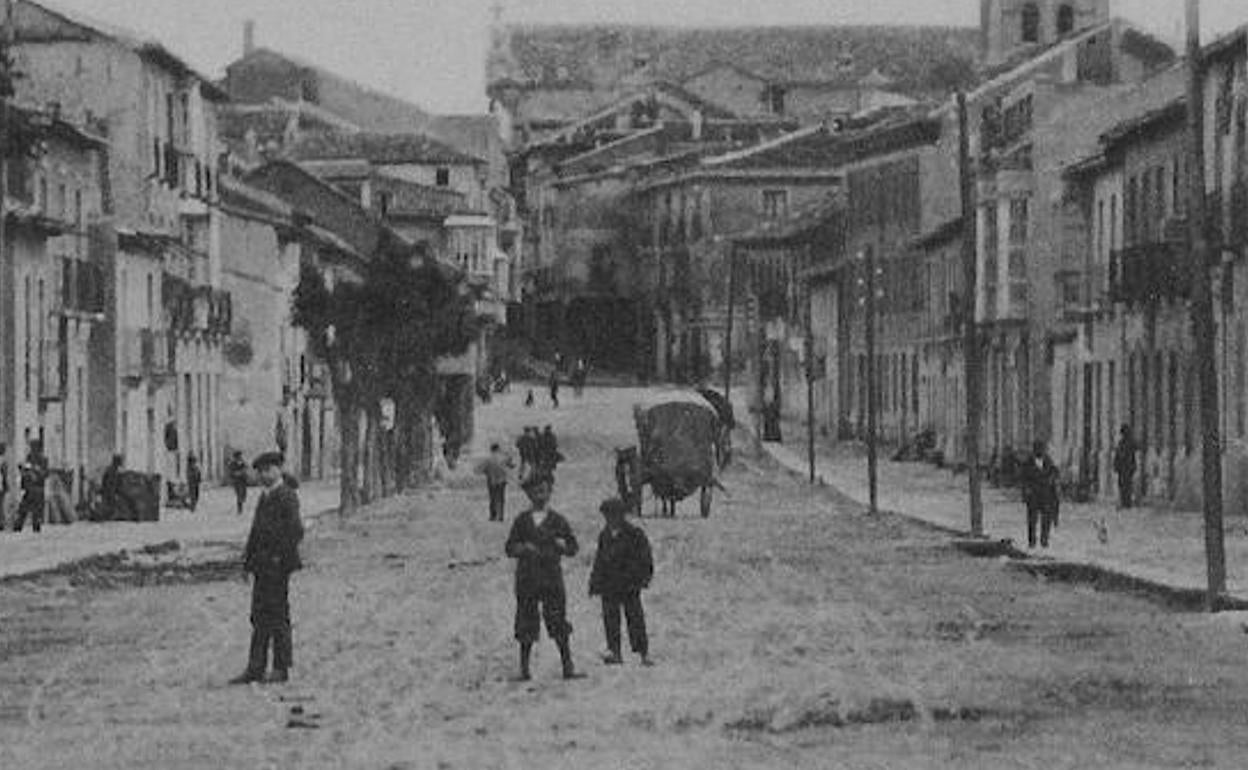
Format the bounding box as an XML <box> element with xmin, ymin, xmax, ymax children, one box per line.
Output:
<box><xmin>1</xmin><ymin>387</ymin><xmax>1248</xmax><ymax>769</ymax></box>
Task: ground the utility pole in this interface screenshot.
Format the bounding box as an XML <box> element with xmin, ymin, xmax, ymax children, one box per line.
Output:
<box><xmin>1185</xmin><ymin>0</ymin><xmax>1227</xmax><ymax>610</ymax></box>
<box><xmin>805</xmin><ymin>248</ymin><xmax>816</xmax><ymax>484</ymax></box>
<box><xmin>723</xmin><ymin>243</ymin><xmax>736</xmax><ymax>402</ymax></box>
<box><xmin>863</xmin><ymin>244</ymin><xmax>879</xmax><ymax>514</ymax></box>
<box><xmin>0</xmin><ymin>0</ymin><xmax>13</xmax><ymax>479</ymax></box>
<box><xmin>958</xmin><ymin>93</ymin><xmax>985</xmax><ymax>536</ymax></box>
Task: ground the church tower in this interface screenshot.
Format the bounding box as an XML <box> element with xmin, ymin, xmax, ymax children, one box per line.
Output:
<box><xmin>981</xmin><ymin>0</ymin><xmax>1110</xmax><ymax>67</ymax></box>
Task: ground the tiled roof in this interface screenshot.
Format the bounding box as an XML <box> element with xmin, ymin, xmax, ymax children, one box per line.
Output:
<box><xmin>492</xmin><ymin>24</ymin><xmax>980</xmax><ymax>94</ymax></box>
<box><xmin>288</xmin><ymin>131</ymin><xmax>485</xmax><ymax>166</ymax></box>
<box><xmin>706</xmin><ymin>108</ymin><xmax>938</xmax><ymax>171</ymax></box>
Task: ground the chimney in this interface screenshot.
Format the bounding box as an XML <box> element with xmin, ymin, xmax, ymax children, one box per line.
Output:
<box><xmin>244</xmin><ymin>20</ymin><xmax>256</xmax><ymax>56</ymax></box>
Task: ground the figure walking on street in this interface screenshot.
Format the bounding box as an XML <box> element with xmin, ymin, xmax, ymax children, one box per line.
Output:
<box><xmin>476</xmin><ymin>443</ymin><xmax>515</xmax><ymax>522</ymax></box>
<box><xmin>549</xmin><ymin>370</ymin><xmax>560</xmax><ymax>409</ymax></box>
<box><xmin>101</xmin><ymin>454</ymin><xmax>124</xmax><ymax>521</ymax></box>
<box><xmin>14</xmin><ymin>440</ymin><xmax>48</xmax><ymax>533</ymax></box>
<box><xmin>1113</xmin><ymin>424</ymin><xmax>1138</xmax><ymax>509</ymax></box>
<box><xmin>572</xmin><ymin>358</ymin><xmax>588</xmax><ymax>398</ymax></box>
<box><xmin>516</xmin><ymin>426</ymin><xmax>538</xmax><ymax>484</ymax></box>
<box><xmin>589</xmin><ymin>497</ymin><xmax>654</xmax><ymax>666</ymax></box>
<box><xmin>227</xmin><ymin>450</ymin><xmax>249</xmax><ymax>515</ymax></box>
<box><xmin>505</xmin><ymin>476</ymin><xmax>583</xmax><ymax>681</ymax></box>
<box><xmin>1020</xmin><ymin>441</ymin><xmax>1060</xmax><ymax>549</ymax></box>
<box><xmin>231</xmin><ymin>452</ymin><xmax>304</xmax><ymax>685</ymax></box>
<box><xmin>536</xmin><ymin>425</ymin><xmax>563</xmax><ymax>485</ymax></box>
<box><xmin>0</xmin><ymin>443</ymin><xmax>9</xmax><ymax>528</ymax></box>
<box><xmin>186</xmin><ymin>453</ymin><xmax>203</xmax><ymax>512</ymax></box>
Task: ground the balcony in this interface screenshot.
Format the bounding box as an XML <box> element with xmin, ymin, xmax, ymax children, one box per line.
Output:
<box><xmin>121</xmin><ymin>329</ymin><xmax>175</xmax><ymax>381</ymax></box>
<box><xmin>1109</xmin><ymin>243</ymin><xmax>1192</xmax><ymax>305</ymax></box>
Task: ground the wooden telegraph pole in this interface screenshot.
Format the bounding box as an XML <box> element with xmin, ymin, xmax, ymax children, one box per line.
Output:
<box><xmin>805</xmin><ymin>254</ymin><xmax>816</xmax><ymax>484</ymax></box>
<box><xmin>958</xmin><ymin>93</ymin><xmax>985</xmax><ymax>536</ymax></box>
<box><xmin>863</xmin><ymin>244</ymin><xmax>880</xmax><ymax>514</ymax></box>
<box><xmin>723</xmin><ymin>244</ymin><xmax>736</xmax><ymax>402</ymax></box>
<box><xmin>1185</xmin><ymin>0</ymin><xmax>1227</xmax><ymax>609</ymax></box>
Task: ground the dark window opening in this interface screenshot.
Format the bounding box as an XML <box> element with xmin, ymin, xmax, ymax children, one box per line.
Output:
<box><xmin>1057</xmin><ymin>4</ymin><xmax>1075</xmax><ymax>35</ymax></box>
<box><xmin>1021</xmin><ymin>3</ymin><xmax>1041</xmax><ymax>43</ymax></box>
<box><xmin>435</xmin><ymin>167</ymin><xmax>450</xmax><ymax>187</ymax></box>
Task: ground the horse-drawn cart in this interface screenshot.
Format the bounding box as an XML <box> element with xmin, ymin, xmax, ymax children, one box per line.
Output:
<box><xmin>617</xmin><ymin>389</ymin><xmax>734</xmax><ymax>518</ymax></box>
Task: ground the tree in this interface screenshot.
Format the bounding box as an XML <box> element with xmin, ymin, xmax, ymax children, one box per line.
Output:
<box><xmin>292</xmin><ymin>234</ymin><xmax>481</xmax><ymax>515</ymax></box>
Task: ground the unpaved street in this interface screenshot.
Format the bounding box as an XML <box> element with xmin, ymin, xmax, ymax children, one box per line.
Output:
<box><xmin>2</xmin><ymin>387</ymin><xmax>1248</xmax><ymax>769</ymax></box>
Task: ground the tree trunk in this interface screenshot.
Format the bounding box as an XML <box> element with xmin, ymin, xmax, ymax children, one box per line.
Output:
<box><xmin>337</xmin><ymin>398</ymin><xmax>361</xmax><ymax>516</ymax></box>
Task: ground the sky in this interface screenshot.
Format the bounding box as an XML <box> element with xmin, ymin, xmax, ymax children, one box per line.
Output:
<box><xmin>40</xmin><ymin>1</ymin><xmax>1248</xmax><ymax>115</ymax></box>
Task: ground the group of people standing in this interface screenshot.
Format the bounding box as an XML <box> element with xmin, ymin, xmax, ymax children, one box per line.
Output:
<box><xmin>504</xmin><ymin>476</ymin><xmax>654</xmax><ymax>681</ymax></box>
<box><xmin>476</xmin><ymin>425</ymin><xmax>655</xmax><ymax>680</ymax></box>
<box><xmin>1018</xmin><ymin>423</ymin><xmax>1142</xmax><ymax>550</ymax></box>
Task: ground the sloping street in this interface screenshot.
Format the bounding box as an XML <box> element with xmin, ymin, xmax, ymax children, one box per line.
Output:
<box><xmin>0</xmin><ymin>386</ymin><xmax>1245</xmax><ymax>768</ymax></box>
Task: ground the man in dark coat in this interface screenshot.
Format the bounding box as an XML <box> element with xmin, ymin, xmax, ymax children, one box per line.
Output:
<box><xmin>227</xmin><ymin>450</ymin><xmax>249</xmax><ymax>515</ymax></box>
<box><xmin>535</xmin><ymin>425</ymin><xmax>562</xmax><ymax>483</ymax></box>
<box><xmin>548</xmin><ymin>370</ymin><xmax>560</xmax><ymax>409</ymax></box>
<box><xmin>1113</xmin><ymin>424</ymin><xmax>1138</xmax><ymax>509</ymax></box>
<box><xmin>1019</xmin><ymin>441</ymin><xmax>1060</xmax><ymax>549</ymax></box>
<box><xmin>504</xmin><ymin>476</ymin><xmax>582</xmax><ymax>681</ymax></box>
<box><xmin>186</xmin><ymin>453</ymin><xmax>203</xmax><ymax>512</ymax></box>
<box><xmin>231</xmin><ymin>451</ymin><xmax>304</xmax><ymax>685</ymax></box>
<box><xmin>589</xmin><ymin>497</ymin><xmax>654</xmax><ymax>666</ymax></box>
<box><xmin>14</xmin><ymin>440</ymin><xmax>48</xmax><ymax>533</ymax></box>
<box><xmin>101</xmin><ymin>454</ymin><xmax>124</xmax><ymax>521</ymax></box>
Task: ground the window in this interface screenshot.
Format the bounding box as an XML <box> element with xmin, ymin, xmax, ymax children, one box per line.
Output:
<box><xmin>1057</xmin><ymin>4</ymin><xmax>1075</xmax><ymax>36</ymax></box>
<box><xmin>435</xmin><ymin>167</ymin><xmax>451</xmax><ymax>187</ymax></box>
<box><xmin>762</xmin><ymin>189</ymin><xmax>788</xmax><ymax>220</ymax></box>
<box><xmin>1125</xmin><ymin>176</ymin><xmax>1138</xmax><ymax>246</ymax></box>
<box><xmin>766</xmin><ymin>86</ymin><xmax>786</xmax><ymax>116</ymax></box>
<box><xmin>1021</xmin><ymin>3</ymin><xmax>1041</xmax><ymax>43</ymax></box>
<box><xmin>377</xmin><ymin>191</ymin><xmax>392</xmax><ymax>216</ymax></box>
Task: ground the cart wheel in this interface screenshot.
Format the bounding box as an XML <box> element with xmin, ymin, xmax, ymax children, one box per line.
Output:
<box><xmin>700</xmin><ymin>486</ymin><xmax>712</xmax><ymax>518</ymax></box>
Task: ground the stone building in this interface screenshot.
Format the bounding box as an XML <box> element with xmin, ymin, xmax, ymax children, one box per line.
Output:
<box><xmin>0</xmin><ymin>107</ymin><xmax>107</xmax><ymax>512</ymax></box>
<box><xmin>10</xmin><ymin>0</ymin><xmax>228</xmax><ymax>493</ymax></box>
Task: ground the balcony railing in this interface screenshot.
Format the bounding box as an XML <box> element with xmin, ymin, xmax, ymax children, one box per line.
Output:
<box><xmin>1109</xmin><ymin>243</ymin><xmax>1192</xmax><ymax>305</ymax></box>
<box><xmin>121</xmin><ymin>329</ymin><xmax>175</xmax><ymax>380</ymax></box>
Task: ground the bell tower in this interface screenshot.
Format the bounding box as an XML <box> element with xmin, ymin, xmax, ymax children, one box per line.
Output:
<box><xmin>981</xmin><ymin>0</ymin><xmax>1110</xmax><ymax>67</ymax></box>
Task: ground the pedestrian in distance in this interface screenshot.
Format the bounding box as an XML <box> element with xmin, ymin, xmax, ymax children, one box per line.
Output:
<box><xmin>516</xmin><ymin>426</ymin><xmax>538</xmax><ymax>485</ymax></box>
<box><xmin>572</xmin><ymin>358</ymin><xmax>588</xmax><ymax>398</ymax></box>
<box><xmin>0</xmin><ymin>443</ymin><xmax>9</xmax><ymax>528</ymax></box>
<box><xmin>227</xmin><ymin>450</ymin><xmax>249</xmax><ymax>515</ymax></box>
<box><xmin>589</xmin><ymin>497</ymin><xmax>654</xmax><ymax>666</ymax></box>
<box><xmin>549</xmin><ymin>369</ymin><xmax>561</xmax><ymax>409</ymax></box>
<box><xmin>524</xmin><ymin>388</ymin><xmax>536</xmax><ymax>408</ymax></box>
<box><xmin>1113</xmin><ymin>424</ymin><xmax>1138</xmax><ymax>509</ymax></box>
<box><xmin>186</xmin><ymin>453</ymin><xmax>203</xmax><ymax>512</ymax></box>
<box><xmin>476</xmin><ymin>442</ymin><xmax>515</xmax><ymax>522</ymax></box>
<box><xmin>230</xmin><ymin>451</ymin><xmax>304</xmax><ymax>686</ymax></box>
<box><xmin>504</xmin><ymin>476</ymin><xmax>584</xmax><ymax>681</ymax></box>
<box><xmin>101</xmin><ymin>454</ymin><xmax>124</xmax><ymax>521</ymax></box>
<box><xmin>1019</xmin><ymin>441</ymin><xmax>1060</xmax><ymax>549</ymax></box>
<box><xmin>536</xmin><ymin>425</ymin><xmax>563</xmax><ymax>485</ymax></box>
<box><xmin>14</xmin><ymin>439</ymin><xmax>49</xmax><ymax>533</ymax></box>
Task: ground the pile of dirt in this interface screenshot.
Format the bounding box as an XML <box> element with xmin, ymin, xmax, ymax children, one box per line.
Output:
<box><xmin>4</xmin><ymin>541</ymin><xmax>245</xmax><ymax>590</ymax></box>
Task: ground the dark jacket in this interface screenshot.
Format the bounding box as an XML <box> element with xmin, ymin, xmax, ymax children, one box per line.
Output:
<box><xmin>20</xmin><ymin>454</ymin><xmax>48</xmax><ymax>498</ymax></box>
<box><xmin>505</xmin><ymin>508</ymin><xmax>577</xmax><ymax>597</ymax></box>
<box><xmin>1113</xmin><ymin>436</ymin><xmax>1137</xmax><ymax>476</ymax></box>
<box><xmin>1019</xmin><ymin>453</ymin><xmax>1059</xmax><ymax>512</ymax></box>
<box><xmin>243</xmin><ymin>483</ymin><xmax>304</xmax><ymax>575</ymax></box>
<box><xmin>589</xmin><ymin>520</ymin><xmax>653</xmax><ymax>597</ymax></box>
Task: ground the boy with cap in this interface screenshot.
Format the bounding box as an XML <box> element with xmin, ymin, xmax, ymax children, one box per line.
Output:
<box><xmin>231</xmin><ymin>451</ymin><xmax>303</xmax><ymax>685</ymax></box>
<box><xmin>504</xmin><ymin>476</ymin><xmax>583</xmax><ymax>680</ymax></box>
<box><xmin>589</xmin><ymin>497</ymin><xmax>654</xmax><ymax>666</ymax></box>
